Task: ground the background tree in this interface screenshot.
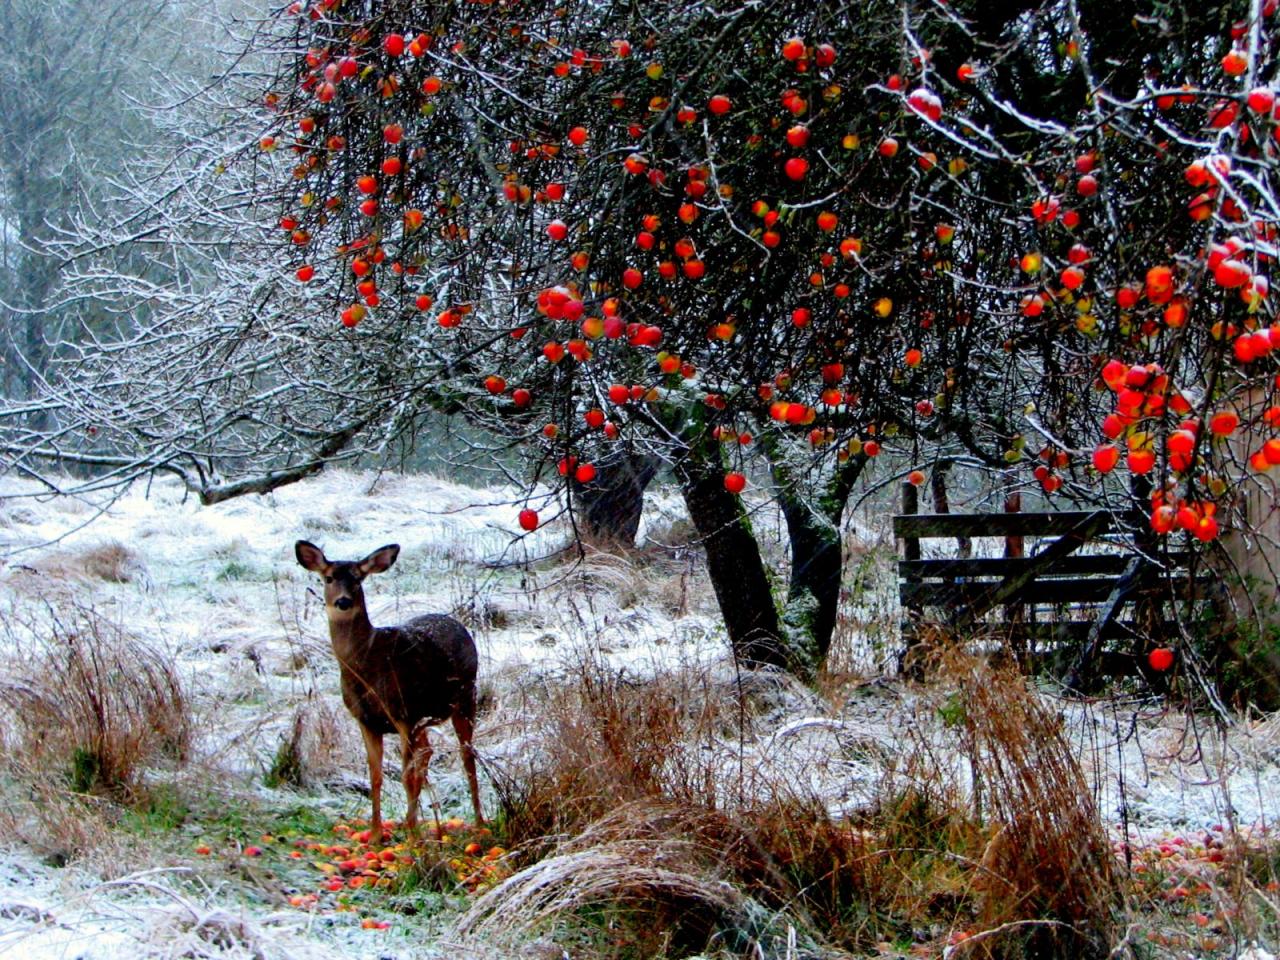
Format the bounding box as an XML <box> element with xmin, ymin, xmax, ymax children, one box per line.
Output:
<box><xmin>4</xmin><ymin>0</ymin><xmax>1279</xmax><ymax>685</ymax></box>
<box><xmin>0</xmin><ymin>0</ymin><xmax>217</xmax><ymax>401</ymax></box>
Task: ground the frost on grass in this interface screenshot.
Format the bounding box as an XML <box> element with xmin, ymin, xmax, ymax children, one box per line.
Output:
<box><xmin>0</xmin><ymin>861</ymin><xmax>332</xmax><ymax>960</ymax></box>
<box><xmin>0</xmin><ymin>470</ymin><xmax>1276</xmax><ymax>956</ymax></box>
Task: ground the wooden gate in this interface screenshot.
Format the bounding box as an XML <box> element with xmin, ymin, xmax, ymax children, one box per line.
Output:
<box><xmin>894</xmin><ymin>484</ymin><xmax>1208</xmax><ymax>687</ymax></box>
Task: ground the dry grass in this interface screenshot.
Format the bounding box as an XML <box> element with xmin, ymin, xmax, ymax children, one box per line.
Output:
<box><xmin>265</xmin><ymin>695</ymin><xmax>359</xmax><ymax>790</ymax></box>
<box><xmin>488</xmin><ymin>649</ymin><xmax>732</xmax><ymax>853</ymax></box>
<box><xmin>928</xmin><ymin>645</ymin><xmax>1122</xmax><ymax>958</ymax></box>
<box><xmin>456</xmin><ymin>813</ymin><xmax>762</xmax><ymax>956</ymax></box>
<box><xmin>0</xmin><ymin>541</ymin><xmax>148</xmax><ymax>599</ymax></box>
<box><xmin>76</xmin><ymin>540</ymin><xmax>146</xmax><ymax>583</ymax></box>
<box><xmin>25</xmin><ymin>872</ymin><xmax>337</xmax><ymax>960</ymax></box>
<box><xmin>0</xmin><ymin>779</ymin><xmax>117</xmax><ymax>868</ymax></box>
<box><xmin>0</xmin><ymin>601</ymin><xmax>190</xmax><ymax>803</ymax></box>
<box><xmin>555</xmin><ymin>538</ymin><xmax>704</xmax><ymax>624</ymax></box>
<box><xmin>472</xmin><ymin>640</ymin><xmax>1130</xmax><ymax>959</ymax></box>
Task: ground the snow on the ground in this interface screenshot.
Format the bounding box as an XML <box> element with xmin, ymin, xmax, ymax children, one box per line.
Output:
<box><xmin>0</xmin><ymin>851</ymin><xmax>345</xmax><ymax>960</ymax></box>
<box><xmin>0</xmin><ymin>469</ymin><xmax>1278</xmax><ymax>958</ymax></box>
<box><xmin>0</xmin><ymin>469</ymin><xmax>729</xmax><ymax>958</ymax></box>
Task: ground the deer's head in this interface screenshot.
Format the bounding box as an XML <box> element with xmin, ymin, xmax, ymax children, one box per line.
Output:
<box><xmin>295</xmin><ymin>540</ymin><xmax>400</xmax><ymax>621</ymax></box>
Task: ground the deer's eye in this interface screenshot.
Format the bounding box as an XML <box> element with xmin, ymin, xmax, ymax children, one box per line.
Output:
<box><xmin>324</xmin><ymin>576</ymin><xmax>334</xmax><ymax>584</ymax></box>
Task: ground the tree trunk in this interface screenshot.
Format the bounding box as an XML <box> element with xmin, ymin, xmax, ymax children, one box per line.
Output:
<box><xmin>572</xmin><ymin>449</ymin><xmax>658</xmax><ymax>546</ymax></box>
<box><xmin>672</xmin><ymin>441</ymin><xmax>787</xmax><ymax>672</ymax></box>
<box><xmin>765</xmin><ymin>439</ymin><xmax>869</xmax><ymax>678</ymax></box>
<box><xmin>931</xmin><ymin>463</ymin><xmax>970</xmax><ymax>558</ymax></box>
<box><xmin>776</xmin><ymin>494</ymin><xmax>843</xmax><ymax>669</ymax></box>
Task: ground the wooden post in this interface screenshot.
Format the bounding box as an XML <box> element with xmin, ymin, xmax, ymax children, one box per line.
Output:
<box><xmin>1003</xmin><ymin>492</ymin><xmax>1024</xmax><ymax>559</ymax></box>
<box><xmin>900</xmin><ymin>480</ymin><xmax>924</xmax><ymax>676</ymax></box>
<box><xmin>903</xmin><ymin>481</ymin><xmax>921</xmax><ymax>563</ymax></box>
<box><xmin>932</xmin><ymin>463</ymin><xmax>971</xmax><ymax>558</ymax></box>
<box><xmin>1004</xmin><ymin>491</ymin><xmax>1027</xmax><ymax>667</ymax></box>
<box><xmin>1217</xmin><ymin>385</ymin><xmax>1280</xmax><ymax>705</ymax></box>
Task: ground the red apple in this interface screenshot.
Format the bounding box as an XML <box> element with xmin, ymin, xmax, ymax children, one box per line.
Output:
<box><xmin>1222</xmin><ymin>49</ymin><xmax>1248</xmax><ymax>76</ymax></box>
<box><xmin>1248</xmin><ymin>87</ymin><xmax>1276</xmax><ymax>113</ymax></box>
<box><xmin>1092</xmin><ymin>444</ymin><xmax>1120</xmax><ymax>473</ymax></box>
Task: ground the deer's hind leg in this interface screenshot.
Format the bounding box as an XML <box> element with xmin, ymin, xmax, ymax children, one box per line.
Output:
<box><xmin>400</xmin><ymin>720</ymin><xmax>436</xmax><ymax>835</ymax></box>
<box><xmin>452</xmin><ymin>688</ymin><xmax>483</xmax><ymax>825</ymax></box>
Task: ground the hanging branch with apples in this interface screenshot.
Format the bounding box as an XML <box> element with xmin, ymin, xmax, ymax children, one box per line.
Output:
<box><xmin>244</xmin><ymin>0</ymin><xmax>1279</xmax><ymax>670</ymax></box>
<box><xmin>3</xmin><ymin>0</ymin><xmax>1278</xmax><ymax>681</ymax></box>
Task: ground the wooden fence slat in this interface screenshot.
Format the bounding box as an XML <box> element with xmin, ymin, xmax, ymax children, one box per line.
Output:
<box><xmin>960</xmin><ymin>511</ymin><xmax>1112</xmax><ymax>622</ymax></box>
<box><xmin>899</xmin><ymin>619</ymin><xmax>1180</xmax><ymax>643</ymax></box>
<box><xmin>899</xmin><ymin>571</ymin><xmax>1209</xmax><ymax>607</ymax></box>
<box><xmin>899</xmin><ymin>554</ymin><xmax>1131</xmax><ymax>579</ymax></box>
<box><xmin>1065</xmin><ymin>555</ymin><xmax>1143</xmax><ymax>692</ymax></box>
<box><xmin>901</xmin><ymin>576</ymin><xmax>1124</xmax><ymax>607</ymax></box>
<box><xmin>893</xmin><ymin>510</ymin><xmax>1113</xmax><ymax>538</ymax></box>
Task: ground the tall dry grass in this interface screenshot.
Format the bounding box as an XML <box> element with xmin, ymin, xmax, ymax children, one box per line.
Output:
<box><xmin>468</xmin><ymin>642</ymin><xmax>1123</xmax><ymax>959</ymax></box>
<box><xmin>0</xmin><ymin>600</ymin><xmax>191</xmax><ymax>802</ymax></box>
<box><xmin>488</xmin><ymin>647</ymin><xmax>731</xmax><ymax>853</ymax></box>
<box><xmin>929</xmin><ymin>646</ymin><xmax>1122</xmax><ymax>958</ymax></box>
<box><xmin>265</xmin><ymin>695</ymin><xmax>358</xmax><ymax>790</ymax></box>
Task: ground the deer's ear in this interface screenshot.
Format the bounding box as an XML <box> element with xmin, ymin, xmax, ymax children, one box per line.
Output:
<box><xmin>359</xmin><ymin>544</ymin><xmax>400</xmax><ymax>576</ymax></box>
<box><xmin>295</xmin><ymin>540</ymin><xmax>329</xmax><ymax>573</ymax></box>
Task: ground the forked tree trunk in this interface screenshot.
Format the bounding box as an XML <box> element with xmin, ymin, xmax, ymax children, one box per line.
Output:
<box><xmin>772</xmin><ymin>456</ymin><xmax>868</xmax><ymax>675</ymax></box>
<box><xmin>777</xmin><ymin>496</ymin><xmax>844</xmax><ymax>668</ymax></box>
<box><xmin>756</xmin><ymin>435</ymin><xmax>869</xmax><ymax>677</ymax></box>
<box><xmin>666</xmin><ymin>418</ymin><xmax>868</xmax><ymax>679</ymax></box>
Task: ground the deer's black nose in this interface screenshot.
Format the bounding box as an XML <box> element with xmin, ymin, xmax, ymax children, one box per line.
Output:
<box><xmin>334</xmin><ymin>597</ymin><xmax>354</xmax><ymax>611</ymax></box>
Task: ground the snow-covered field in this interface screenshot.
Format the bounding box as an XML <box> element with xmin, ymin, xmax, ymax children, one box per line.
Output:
<box><xmin>0</xmin><ymin>469</ymin><xmax>1277</xmax><ymax>959</ymax></box>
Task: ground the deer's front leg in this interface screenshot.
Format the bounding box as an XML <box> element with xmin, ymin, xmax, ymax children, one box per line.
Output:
<box><xmin>359</xmin><ymin>724</ymin><xmax>385</xmax><ymax>846</ymax></box>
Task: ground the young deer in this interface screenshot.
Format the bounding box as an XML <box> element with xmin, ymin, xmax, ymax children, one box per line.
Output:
<box><xmin>295</xmin><ymin>540</ymin><xmax>482</xmax><ymax>844</ymax></box>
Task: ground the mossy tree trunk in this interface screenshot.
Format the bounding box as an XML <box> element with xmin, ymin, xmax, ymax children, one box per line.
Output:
<box><xmin>660</xmin><ymin>381</ymin><xmax>868</xmax><ymax>678</ymax></box>
<box><xmin>763</xmin><ymin>440</ymin><xmax>869</xmax><ymax>676</ymax></box>
<box><xmin>672</xmin><ymin>434</ymin><xmax>789</xmax><ymax>671</ymax></box>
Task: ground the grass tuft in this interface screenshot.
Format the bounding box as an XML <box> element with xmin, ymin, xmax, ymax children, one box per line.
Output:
<box><xmin>0</xmin><ymin>601</ymin><xmax>190</xmax><ymax>802</ymax></box>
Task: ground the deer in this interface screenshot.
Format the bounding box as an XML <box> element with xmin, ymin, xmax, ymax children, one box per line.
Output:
<box><xmin>294</xmin><ymin>540</ymin><xmax>483</xmax><ymax>845</ymax></box>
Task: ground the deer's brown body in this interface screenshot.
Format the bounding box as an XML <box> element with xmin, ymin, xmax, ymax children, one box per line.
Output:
<box><xmin>295</xmin><ymin>540</ymin><xmax>482</xmax><ymax>844</ymax></box>
<box><xmin>335</xmin><ymin>613</ymin><xmax>477</xmax><ymax>737</ymax></box>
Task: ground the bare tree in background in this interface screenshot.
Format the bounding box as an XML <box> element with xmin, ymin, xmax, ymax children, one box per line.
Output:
<box><xmin>0</xmin><ymin>0</ymin><xmax>213</xmax><ymax>401</ymax></box>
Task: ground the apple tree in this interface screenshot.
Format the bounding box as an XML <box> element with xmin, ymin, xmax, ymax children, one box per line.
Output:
<box><xmin>5</xmin><ymin>0</ymin><xmax>1280</xmax><ymax>687</ymax></box>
